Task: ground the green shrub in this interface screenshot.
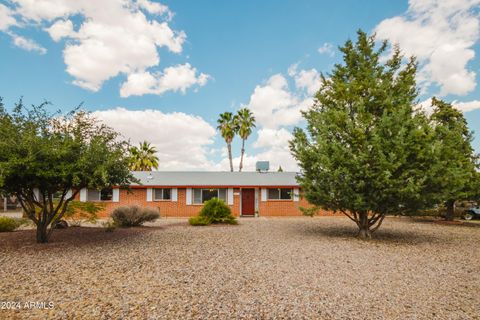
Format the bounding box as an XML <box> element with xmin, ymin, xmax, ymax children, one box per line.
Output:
<box><xmin>189</xmin><ymin>198</ymin><xmax>237</xmax><ymax>226</ymax></box>
<box><xmin>64</xmin><ymin>200</ymin><xmax>104</xmax><ymax>225</ymax></box>
<box><xmin>188</xmin><ymin>215</ymin><xmax>211</xmax><ymax>226</ymax></box>
<box><xmin>111</xmin><ymin>206</ymin><xmax>160</xmax><ymax>227</ymax></box>
<box><xmin>0</xmin><ymin>216</ymin><xmax>24</xmax><ymax>232</ymax></box>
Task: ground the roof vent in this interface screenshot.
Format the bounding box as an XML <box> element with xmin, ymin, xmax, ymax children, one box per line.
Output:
<box><xmin>256</xmin><ymin>161</ymin><xmax>270</xmax><ymax>172</ymax></box>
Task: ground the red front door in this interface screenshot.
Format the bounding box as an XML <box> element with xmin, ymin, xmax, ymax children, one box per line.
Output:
<box><xmin>241</xmin><ymin>188</ymin><xmax>255</xmax><ymax>216</ymax></box>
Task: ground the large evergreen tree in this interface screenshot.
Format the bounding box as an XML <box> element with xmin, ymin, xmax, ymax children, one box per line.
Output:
<box><xmin>290</xmin><ymin>30</ymin><xmax>436</xmax><ymax>238</ymax></box>
<box><xmin>428</xmin><ymin>98</ymin><xmax>478</xmax><ymax>220</ymax></box>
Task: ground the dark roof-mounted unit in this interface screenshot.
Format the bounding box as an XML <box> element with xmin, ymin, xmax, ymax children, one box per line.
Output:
<box><xmin>256</xmin><ymin>161</ymin><xmax>270</xmax><ymax>172</ymax></box>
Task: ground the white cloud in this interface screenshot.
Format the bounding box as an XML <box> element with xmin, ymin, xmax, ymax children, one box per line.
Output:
<box><xmin>0</xmin><ymin>4</ymin><xmax>47</xmax><ymax>55</ymax></box>
<box><xmin>213</xmin><ymin>148</ymin><xmax>299</xmax><ymax>172</ymax></box>
<box><xmin>243</xmin><ymin>74</ymin><xmax>303</xmax><ymax>129</ymax></box>
<box><xmin>92</xmin><ymin>107</ymin><xmax>217</xmax><ymax>170</ymax></box>
<box><xmin>375</xmin><ymin>0</ymin><xmax>480</xmax><ymax>96</ymax></box>
<box><xmin>416</xmin><ymin>97</ymin><xmax>434</xmax><ymax>114</ymax></box>
<box><xmin>45</xmin><ymin>19</ymin><xmax>74</xmax><ymax>42</ymax></box>
<box><xmin>120</xmin><ymin>63</ymin><xmax>209</xmax><ymax>97</ymax></box>
<box><xmin>248</xmin><ymin>127</ymin><xmax>298</xmax><ymax>170</ymax></box>
<box><xmin>453</xmin><ymin>100</ymin><xmax>480</xmax><ymax>112</ymax></box>
<box><xmin>254</xmin><ymin>128</ymin><xmax>293</xmax><ymax>149</ymax></box>
<box><xmin>417</xmin><ymin>97</ymin><xmax>480</xmax><ymax>114</ymax></box>
<box><xmin>237</xmin><ymin>66</ymin><xmax>320</xmax><ymax>171</ymax></box>
<box><xmin>294</xmin><ymin>69</ymin><xmax>321</xmax><ymax>95</ymax></box>
<box><xmin>318</xmin><ymin>42</ymin><xmax>335</xmax><ymax>57</ymax></box>
<box><xmin>137</xmin><ymin>0</ymin><xmax>173</xmax><ymax>20</ymax></box>
<box><xmin>12</xmin><ymin>0</ymin><xmax>77</xmax><ymax>22</ymax></box>
<box><xmin>1</xmin><ymin>0</ymin><xmax>208</xmax><ymax>96</ymax></box>
<box><xmin>0</xmin><ymin>4</ymin><xmax>16</xmax><ymax>31</ymax></box>
<box><xmin>89</xmin><ymin>64</ymin><xmax>317</xmax><ymax>171</ymax></box>
<box><xmin>10</xmin><ymin>33</ymin><xmax>47</xmax><ymax>54</ymax></box>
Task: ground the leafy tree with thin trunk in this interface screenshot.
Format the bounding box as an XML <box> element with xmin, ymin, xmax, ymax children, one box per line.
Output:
<box><xmin>0</xmin><ymin>99</ymin><xmax>134</xmax><ymax>243</ymax></box>
<box><xmin>217</xmin><ymin>112</ymin><xmax>237</xmax><ymax>172</ymax></box>
<box><xmin>235</xmin><ymin>108</ymin><xmax>256</xmax><ymax>172</ymax></box>
<box><xmin>290</xmin><ymin>30</ymin><xmax>437</xmax><ymax>239</ymax></box>
<box><xmin>427</xmin><ymin>98</ymin><xmax>478</xmax><ymax>221</ymax></box>
<box><xmin>129</xmin><ymin>141</ymin><xmax>159</xmax><ymax>171</ymax></box>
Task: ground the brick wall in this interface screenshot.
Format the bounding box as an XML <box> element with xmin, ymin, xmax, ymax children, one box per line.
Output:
<box><xmin>258</xmin><ymin>196</ymin><xmax>336</xmax><ymax>217</ymax></box>
<box><xmin>78</xmin><ymin>187</ymin><xmax>337</xmax><ymax>218</ymax></box>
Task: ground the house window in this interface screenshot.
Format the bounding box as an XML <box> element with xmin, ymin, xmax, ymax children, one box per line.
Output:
<box><xmin>154</xmin><ymin>188</ymin><xmax>171</xmax><ymax>201</ymax></box>
<box><xmin>193</xmin><ymin>188</ymin><xmax>227</xmax><ymax>204</ymax></box>
<box><xmin>267</xmin><ymin>188</ymin><xmax>293</xmax><ymax>200</ymax></box>
<box><xmin>87</xmin><ymin>188</ymin><xmax>113</xmax><ymax>201</ymax></box>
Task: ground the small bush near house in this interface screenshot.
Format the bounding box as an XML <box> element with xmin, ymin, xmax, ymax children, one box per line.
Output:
<box><xmin>111</xmin><ymin>206</ymin><xmax>160</xmax><ymax>227</ymax></box>
<box><xmin>189</xmin><ymin>216</ymin><xmax>211</xmax><ymax>226</ymax></box>
<box><xmin>189</xmin><ymin>198</ymin><xmax>237</xmax><ymax>226</ymax></box>
<box><xmin>63</xmin><ymin>201</ymin><xmax>105</xmax><ymax>226</ymax></box>
<box><xmin>0</xmin><ymin>216</ymin><xmax>26</xmax><ymax>232</ymax></box>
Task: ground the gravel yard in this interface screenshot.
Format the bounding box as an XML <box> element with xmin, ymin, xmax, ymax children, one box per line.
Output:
<box><xmin>1</xmin><ymin>217</ymin><xmax>479</xmax><ymax>319</ymax></box>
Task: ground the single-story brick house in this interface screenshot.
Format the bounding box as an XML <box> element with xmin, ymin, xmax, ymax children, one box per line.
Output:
<box><xmin>76</xmin><ymin>171</ymin><xmax>332</xmax><ymax>218</ymax></box>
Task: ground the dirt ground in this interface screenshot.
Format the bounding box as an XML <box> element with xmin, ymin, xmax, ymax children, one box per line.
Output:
<box><xmin>0</xmin><ymin>216</ymin><xmax>479</xmax><ymax>319</ymax></box>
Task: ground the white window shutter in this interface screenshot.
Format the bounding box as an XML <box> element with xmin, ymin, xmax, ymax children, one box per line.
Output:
<box><xmin>171</xmin><ymin>188</ymin><xmax>178</xmax><ymax>202</ymax></box>
<box><xmin>261</xmin><ymin>188</ymin><xmax>267</xmax><ymax>202</ymax></box>
<box><xmin>79</xmin><ymin>188</ymin><xmax>87</xmax><ymax>202</ymax></box>
<box><xmin>227</xmin><ymin>188</ymin><xmax>234</xmax><ymax>205</ymax></box>
<box><xmin>146</xmin><ymin>188</ymin><xmax>153</xmax><ymax>202</ymax></box>
<box><xmin>293</xmin><ymin>188</ymin><xmax>300</xmax><ymax>202</ymax></box>
<box><xmin>112</xmin><ymin>189</ymin><xmax>120</xmax><ymax>202</ymax></box>
<box><xmin>33</xmin><ymin>188</ymin><xmax>40</xmax><ymax>202</ymax></box>
<box><xmin>186</xmin><ymin>188</ymin><xmax>192</xmax><ymax>205</ymax></box>
<box><xmin>66</xmin><ymin>189</ymin><xmax>73</xmax><ymax>199</ymax></box>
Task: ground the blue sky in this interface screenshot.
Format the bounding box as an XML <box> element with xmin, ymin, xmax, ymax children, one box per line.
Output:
<box><xmin>0</xmin><ymin>0</ymin><xmax>479</xmax><ymax>170</ymax></box>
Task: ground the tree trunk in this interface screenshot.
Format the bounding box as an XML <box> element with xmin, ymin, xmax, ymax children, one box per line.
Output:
<box><xmin>357</xmin><ymin>211</ymin><xmax>372</xmax><ymax>239</ymax></box>
<box><xmin>445</xmin><ymin>199</ymin><xmax>455</xmax><ymax>221</ymax></box>
<box><xmin>228</xmin><ymin>143</ymin><xmax>234</xmax><ymax>172</ymax></box>
<box><xmin>36</xmin><ymin>222</ymin><xmax>49</xmax><ymax>243</ymax></box>
<box><xmin>239</xmin><ymin>139</ymin><xmax>245</xmax><ymax>172</ymax></box>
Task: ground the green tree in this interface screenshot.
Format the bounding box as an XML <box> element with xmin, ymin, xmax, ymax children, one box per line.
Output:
<box><xmin>217</xmin><ymin>112</ymin><xmax>237</xmax><ymax>172</ymax></box>
<box><xmin>129</xmin><ymin>141</ymin><xmax>159</xmax><ymax>171</ymax></box>
<box><xmin>277</xmin><ymin>166</ymin><xmax>284</xmax><ymax>172</ymax></box>
<box><xmin>0</xmin><ymin>99</ymin><xmax>134</xmax><ymax>243</ymax></box>
<box><xmin>290</xmin><ymin>30</ymin><xmax>436</xmax><ymax>239</ymax></box>
<box><xmin>235</xmin><ymin>108</ymin><xmax>256</xmax><ymax>172</ymax></box>
<box><xmin>428</xmin><ymin>97</ymin><xmax>478</xmax><ymax>221</ymax></box>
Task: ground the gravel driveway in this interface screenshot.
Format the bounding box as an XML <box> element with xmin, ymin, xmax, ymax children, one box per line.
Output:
<box><xmin>1</xmin><ymin>217</ymin><xmax>479</xmax><ymax>319</ymax></box>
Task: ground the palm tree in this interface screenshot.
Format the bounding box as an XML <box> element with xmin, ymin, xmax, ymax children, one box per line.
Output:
<box><xmin>235</xmin><ymin>108</ymin><xmax>256</xmax><ymax>172</ymax></box>
<box><xmin>217</xmin><ymin>112</ymin><xmax>237</xmax><ymax>172</ymax></box>
<box><xmin>129</xmin><ymin>141</ymin><xmax>159</xmax><ymax>171</ymax></box>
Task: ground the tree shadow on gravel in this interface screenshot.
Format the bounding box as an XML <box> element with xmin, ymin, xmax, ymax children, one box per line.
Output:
<box><xmin>405</xmin><ymin>217</ymin><xmax>480</xmax><ymax>229</ymax></box>
<box><xmin>292</xmin><ymin>223</ymin><xmax>439</xmax><ymax>245</ymax></box>
<box><xmin>0</xmin><ymin>226</ymin><xmax>156</xmax><ymax>252</ymax></box>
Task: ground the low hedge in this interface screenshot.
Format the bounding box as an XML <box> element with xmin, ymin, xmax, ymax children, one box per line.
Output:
<box><xmin>0</xmin><ymin>216</ymin><xmax>26</xmax><ymax>232</ymax></box>
<box><xmin>189</xmin><ymin>198</ymin><xmax>237</xmax><ymax>226</ymax></box>
<box><xmin>111</xmin><ymin>206</ymin><xmax>160</xmax><ymax>227</ymax></box>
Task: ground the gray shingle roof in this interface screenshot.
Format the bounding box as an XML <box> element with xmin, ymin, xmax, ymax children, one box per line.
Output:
<box><xmin>131</xmin><ymin>171</ymin><xmax>300</xmax><ymax>187</ymax></box>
